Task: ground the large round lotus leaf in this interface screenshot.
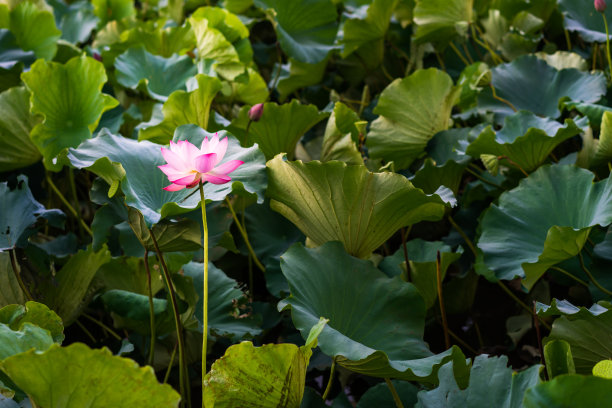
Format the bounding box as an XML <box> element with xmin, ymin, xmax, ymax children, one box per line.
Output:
<box><xmin>138</xmin><ymin>74</ymin><xmax>223</xmax><ymax>144</ymax></box>
<box><xmin>477</xmin><ymin>165</ymin><xmax>612</xmax><ymax>290</ymax></box>
<box><xmin>21</xmin><ymin>56</ymin><xmax>118</xmax><ymax>170</ymax></box>
<box><xmin>254</xmin><ymin>0</ymin><xmax>338</xmax><ymax>64</ymax></box>
<box><xmin>0</xmin><ymin>343</ymin><xmax>181</xmax><ymax>408</ymax></box>
<box><xmin>267</xmin><ymin>156</ymin><xmax>446</xmax><ymax>259</ymax></box>
<box><xmin>182</xmin><ymin>261</ymin><xmax>262</xmax><ymax>340</ymax></box>
<box><xmin>227</xmin><ymin>100</ymin><xmax>328</xmax><ymax>160</ymax></box>
<box><xmin>0</xmin><ymin>301</ymin><xmax>64</xmax><ymax>343</ymax></box>
<box><xmin>523</xmin><ymin>375</ymin><xmax>612</xmax><ymax>408</ymax></box>
<box><xmin>114</xmin><ymin>47</ymin><xmax>197</xmax><ymax>102</ymax></box>
<box><xmin>466</xmin><ymin>112</ymin><xmax>587</xmax><ymax>172</ymax></box>
<box><xmin>477</xmin><ymin>56</ymin><xmax>606</xmax><ymax>119</ymax></box>
<box><xmin>366</xmin><ymin>68</ymin><xmax>460</xmax><ymax>170</ymax></box>
<box><xmin>67</xmin><ymin>126</ymin><xmax>267</xmax><ymax>226</ymax></box>
<box><xmin>0</xmin><ymin>175</ymin><xmax>63</xmax><ymax>251</ymax></box>
<box><xmin>559</xmin><ymin>0</ymin><xmax>612</xmax><ymax>43</ymax></box>
<box><xmin>538</xmin><ymin>300</ymin><xmax>612</xmax><ymax>374</ymax></box>
<box><xmin>0</xmin><ymin>87</ymin><xmax>41</xmax><ymax>171</ymax></box>
<box><xmin>8</xmin><ymin>0</ymin><xmax>61</xmax><ymax>60</ymax></box>
<box><xmin>47</xmin><ymin>0</ymin><xmax>98</xmax><ymax>44</ymax></box>
<box><xmin>279</xmin><ymin>242</ymin><xmax>466</xmax><ymax>383</ymax></box>
<box><xmin>413</xmin><ymin>0</ymin><xmax>473</xmax><ymax>47</ymax></box>
<box><xmin>416</xmin><ymin>355</ymin><xmax>541</xmax><ymax>408</ymax></box>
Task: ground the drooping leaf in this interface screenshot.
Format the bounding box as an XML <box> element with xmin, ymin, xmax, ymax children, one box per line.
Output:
<box><xmin>577</xmin><ymin>111</ymin><xmax>612</xmax><ymax>169</ymax></box>
<box><xmin>279</xmin><ymin>242</ymin><xmax>467</xmax><ymax>383</ymax></box>
<box><xmin>466</xmin><ymin>112</ymin><xmax>587</xmax><ymax>172</ymax></box>
<box><xmin>477</xmin><ymin>56</ymin><xmax>606</xmax><ymax>119</ymax></box>
<box><xmin>367</xmin><ymin>68</ymin><xmax>460</xmax><ymax>170</ymax></box>
<box><xmin>267</xmin><ymin>156</ymin><xmax>447</xmax><ymax>259</ymax></box>
<box><xmin>8</xmin><ymin>0</ymin><xmax>61</xmax><ymax>60</ymax></box>
<box><xmin>416</xmin><ymin>354</ymin><xmax>541</xmax><ymax>408</ymax></box>
<box><xmin>0</xmin><ymin>87</ymin><xmax>41</xmax><ymax>172</ymax></box>
<box><xmin>21</xmin><ymin>56</ymin><xmax>118</xmax><ymax>170</ymax></box>
<box><xmin>138</xmin><ymin>74</ymin><xmax>223</xmax><ymax>144</ymax></box>
<box><xmin>0</xmin><ymin>323</ymin><xmax>54</xmax><ymax>361</ymax></box>
<box><xmin>67</xmin><ymin>126</ymin><xmax>267</xmax><ymax>226</ymax></box>
<box><xmin>544</xmin><ymin>339</ymin><xmax>576</xmax><ymax>379</ymax></box>
<box><xmin>321</xmin><ymin>102</ymin><xmax>363</xmax><ymax>165</ymax></box>
<box><xmin>183</xmin><ymin>261</ymin><xmax>262</xmax><ymax>340</ymax></box>
<box><xmin>127</xmin><ymin>207</ymin><xmax>202</xmax><ymax>253</ymax></box>
<box><xmin>0</xmin><ymin>343</ymin><xmax>181</xmax><ymax>408</ymax></box>
<box><xmin>559</xmin><ymin>0</ymin><xmax>612</xmax><ymax>43</ymax></box>
<box><xmin>413</xmin><ymin>0</ymin><xmax>473</xmax><ymax>46</ymax></box>
<box><xmin>477</xmin><ymin>165</ymin><xmax>612</xmax><ymax>290</ymax></box>
<box><xmin>96</xmin><ymin>255</ymin><xmax>164</xmax><ymax>296</ymax></box>
<box><xmin>254</xmin><ymin>0</ymin><xmax>338</xmax><ymax>64</ymax></box>
<box><xmin>0</xmin><ymin>176</ymin><xmax>63</xmax><ymax>251</ymax></box>
<box><xmin>0</xmin><ymin>301</ymin><xmax>64</xmax><ymax>343</ymax></box>
<box><xmin>114</xmin><ymin>46</ymin><xmax>197</xmax><ymax>102</ymax></box>
<box><xmin>523</xmin><ymin>375</ymin><xmax>612</xmax><ymax>408</ymax></box>
<box><xmin>203</xmin><ymin>318</ymin><xmax>327</xmax><ymax>408</ymax></box>
<box><xmin>228</xmin><ymin>100</ymin><xmax>328</xmax><ymax>160</ymax></box>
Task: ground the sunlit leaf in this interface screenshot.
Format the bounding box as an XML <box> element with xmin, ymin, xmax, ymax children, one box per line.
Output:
<box><xmin>8</xmin><ymin>0</ymin><xmax>61</xmax><ymax>59</ymax></box>
<box><xmin>0</xmin><ymin>301</ymin><xmax>64</xmax><ymax>343</ymax></box>
<box><xmin>413</xmin><ymin>0</ymin><xmax>473</xmax><ymax>46</ymax></box>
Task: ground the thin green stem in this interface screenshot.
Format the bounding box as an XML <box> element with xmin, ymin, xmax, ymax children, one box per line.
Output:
<box><xmin>45</xmin><ymin>172</ymin><xmax>93</xmax><ymax>237</ymax></box>
<box><xmin>564</xmin><ymin>29</ymin><xmax>572</xmax><ymax>50</ymax></box>
<box><xmin>549</xmin><ymin>266</ymin><xmax>589</xmax><ymax>287</ymax></box>
<box><xmin>82</xmin><ymin>313</ymin><xmax>122</xmax><ymax>341</ymax></box>
<box><xmin>9</xmin><ymin>249</ymin><xmax>33</xmax><ymax>301</ymax></box>
<box><xmin>225</xmin><ymin>197</ymin><xmax>265</xmax><ymax>273</ymax></box>
<box><xmin>67</xmin><ymin>168</ymin><xmax>84</xmax><ymax>238</ymax></box>
<box><xmin>447</xmin><ymin>327</ymin><xmax>478</xmax><ymax>355</ymax></box>
<box><xmin>490</xmin><ymin>84</ymin><xmax>518</xmax><ymax>112</ymax></box>
<box><xmin>144</xmin><ymin>250</ymin><xmax>156</xmax><ymax>366</ymax></box>
<box><xmin>578</xmin><ymin>252</ymin><xmax>612</xmax><ymax>296</ymax></box>
<box><xmin>436</xmin><ymin>251</ymin><xmax>450</xmax><ymax>349</ymax></box>
<box><xmin>449</xmin><ymin>42</ymin><xmax>470</xmax><ymax>66</ymax></box>
<box><xmin>164</xmin><ymin>342</ymin><xmax>179</xmax><ymax>384</ymax></box>
<box><xmin>385</xmin><ymin>378</ymin><xmax>405</xmax><ymax>408</ymax></box>
<box><xmin>465</xmin><ymin>167</ymin><xmax>502</xmax><ymax>189</ymax></box>
<box><xmin>471</xmin><ymin>24</ymin><xmax>503</xmax><ymax>65</ymax></box>
<box><xmin>150</xmin><ymin>230</ymin><xmax>189</xmax><ymax>407</ymax></box>
<box><xmin>199</xmin><ymin>182</ymin><xmax>209</xmax><ymax>408</ymax></box>
<box><xmin>602</xmin><ymin>14</ymin><xmax>612</xmax><ymax>76</ymax></box>
<box><xmin>75</xmin><ymin>319</ymin><xmax>97</xmax><ymax>343</ymax></box>
<box><xmin>322</xmin><ymin>357</ymin><xmax>336</xmax><ymax>401</ymax></box>
<box><xmin>497</xmin><ymin>281</ymin><xmax>552</xmax><ymax>330</ymax></box>
<box><xmin>461</xmin><ymin>41</ymin><xmax>475</xmax><ymax>64</ymax></box>
<box><xmin>448</xmin><ymin>215</ymin><xmax>478</xmax><ymax>257</ymax></box>
<box><xmin>401</xmin><ymin>225</ymin><xmax>412</xmax><ymax>282</ymax></box>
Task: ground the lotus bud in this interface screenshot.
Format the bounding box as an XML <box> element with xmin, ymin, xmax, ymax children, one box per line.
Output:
<box><xmin>595</xmin><ymin>0</ymin><xmax>607</xmax><ymax>13</ymax></box>
<box><xmin>92</xmin><ymin>52</ymin><xmax>102</xmax><ymax>62</ymax></box>
<box><xmin>248</xmin><ymin>103</ymin><xmax>264</xmax><ymax>122</ymax></box>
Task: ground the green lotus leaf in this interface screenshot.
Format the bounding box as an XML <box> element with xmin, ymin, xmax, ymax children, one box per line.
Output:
<box><xmin>477</xmin><ymin>165</ymin><xmax>612</xmax><ymax>289</ymax></box>
<box><xmin>416</xmin><ymin>355</ymin><xmax>541</xmax><ymax>408</ymax></box>
<box><xmin>562</xmin><ymin>101</ymin><xmax>612</xmax><ymax>129</ymax></box>
<box><xmin>0</xmin><ymin>253</ymin><xmax>26</xmax><ymax>307</ymax></box>
<box><xmin>96</xmin><ymin>255</ymin><xmax>164</xmax><ymax>296</ymax></box>
<box><xmin>0</xmin><ymin>301</ymin><xmax>64</xmax><ymax>343</ymax></box>
<box><xmin>559</xmin><ymin>0</ymin><xmax>612</xmax><ymax>43</ymax></box>
<box><xmin>412</xmin><ymin>0</ymin><xmax>473</xmax><ymax>46</ymax></box>
<box><xmin>477</xmin><ymin>56</ymin><xmax>606</xmax><ymax>119</ymax></box>
<box><xmin>0</xmin><ymin>86</ymin><xmax>41</xmax><ymax>172</ymax></box>
<box><xmin>279</xmin><ymin>242</ymin><xmax>466</xmax><ymax>383</ymax></box>
<box><xmin>356</xmin><ymin>380</ymin><xmax>418</xmax><ymax>408</ymax></box>
<box><xmin>138</xmin><ymin>74</ymin><xmax>222</xmax><ymax>144</ymax></box>
<box><xmin>221</xmin><ymin>0</ymin><xmax>253</xmax><ymax>14</ymax></box>
<box><xmin>466</xmin><ymin>111</ymin><xmax>587</xmax><ymax>172</ymax></box>
<box><xmin>276</xmin><ymin>57</ymin><xmax>327</xmax><ymax>102</ymax></box>
<box><xmin>0</xmin><ymin>30</ymin><xmax>36</xmax><ymax>92</ymax></box>
<box><xmin>0</xmin><ymin>175</ymin><xmax>63</xmax><ymax>251</ymax></box>
<box><xmin>0</xmin><ymin>323</ymin><xmax>54</xmax><ymax>361</ymax></box>
<box><xmin>228</xmin><ymin>100</ymin><xmax>328</xmax><ymax>160</ymax></box>
<box><xmin>47</xmin><ymin>0</ymin><xmax>98</xmax><ymax>44</ymax></box>
<box><xmin>540</xmin><ymin>301</ymin><xmax>612</xmax><ymax>374</ymax></box>
<box><xmin>0</xmin><ymin>343</ymin><xmax>181</xmax><ymax>407</ymax></box>
<box><xmin>536</xmin><ymin>298</ymin><xmax>608</xmax><ymax>318</ymax></box>
<box><xmin>114</xmin><ymin>46</ymin><xmax>197</xmax><ymax>102</ymax></box>
<box><xmin>127</xmin><ymin>207</ymin><xmax>202</xmax><ymax>253</ymax></box>
<box><xmin>40</xmin><ymin>245</ymin><xmax>111</xmax><ymax>324</ymax></box>
<box><xmin>183</xmin><ymin>261</ymin><xmax>262</xmax><ymax>340</ymax></box>
<box><xmin>120</xmin><ymin>21</ymin><xmax>195</xmax><ymax>58</ymax></box>
<box><xmin>426</xmin><ymin>127</ymin><xmax>481</xmax><ymax>166</ymax></box>
<box><xmin>8</xmin><ymin>0</ymin><xmax>61</xmax><ymax>60</ymax></box>
<box><xmin>366</xmin><ymin>68</ymin><xmax>460</xmax><ymax>170</ymax></box>
<box><xmin>456</xmin><ymin>62</ymin><xmax>491</xmax><ymax>111</ymax></box>
<box><xmin>593</xmin><ymin>360</ymin><xmax>612</xmax><ymax>379</ymax></box>
<box><xmin>577</xmin><ymin>111</ymin><xmax>612</xmax><ymax>169</ymax></box>
<box><xmin>340</xmin><ymin>0</ymin><xmax>397</xmax><ymax>66</ymax></box>
<box><xmin>523</xmin><ymin>375</ymin><xmax>612</xmax><ymax>408</ymax></box>
<box><xmin>267</xmin><ymin>156</ymin><xmax>446</xmax><ymax>258</ymax></box>
<box><xmin>254</xmin><ymin>0</ymin><xmax>338</xmax><ymax>64</ymax></box>
<box><xmin>544</xmin><ymin>339</ymin><xmax>575</xmax><ymax>379</ymax></box>
<box><xmin>67</xmin><ymin>126</ymin><xmax>266</xmax><ymax>226</ymax></box>
<box><xmin>21</xmin><ymin>56</ymin><xmax>118</xmax><ymax>170</ymax></box>
<box><xmin>229</xmin><ymin>67</ymin><xmax>268</xmax><ymax>105</ymax></box>
<box><xmin>92</xmin><ymin>0</ymin><xmax>134</xmax><ymax>26</ymax></box>
<box><xmin>535</xmin><ymin>51</ymin><xmax>588</xmax><ymax>71</ymax></box>
<box><xmin>321</xmin><ymin>102</ymin><xmax>363</xmax><ymax>165</ymax></box>
<box><xmin>411</xmin><ymin>159</ymin><xmax>467</xmax><ymax>195</ymax></box>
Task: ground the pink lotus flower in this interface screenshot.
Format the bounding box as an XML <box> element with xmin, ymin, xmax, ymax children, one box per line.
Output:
<box><xmin>158</xmin><ymin>134</ymin><xmax>244</xmax><ymax>191</ymax></box>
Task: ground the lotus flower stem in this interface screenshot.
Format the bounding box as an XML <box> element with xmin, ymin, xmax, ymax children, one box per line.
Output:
<box><xmin>149</xmin><ymin>230</ymin><xmax>189</xmax><ymax>408</ymax></box>
<box><xmin>144</xmin><ymin>249</ymin><xmax>156</xmax><ymax>366</ymax></box>
<box><xmin>45</xmin><ymin>172</ymin><xmax>93</xmax><ymax>237</ymax></box>
<box><xmin>578</xmin><ymin>251</ymin><xmax>612</xmax><ymax>295</ymax></box>
<box><xmin>225</xmin><ymin>197</ymin><xmax>266</xmax><ymax>273</ymax></box>
<box><xmin>164</xmin><ymin>342</ymin><xmax>178</xmax><ymax>384</ymax></box>
<box><xmin>400</xmin><ymin>226</ymin><xmax>412</xmax><ymax>282</ymax></box>
<box><xmin>564</xmin><ymin>29</ymin><xmax>572</xmax><ymax>50</ymax></box>
<box><xmin>199</xmin><ymin>181</ymin><xmax>209</xmax><ymax>407</ymax></box>
<box><xmin>549</xmin><ymin>266</ymin><xmax>589</xmax><ymax>287</ymax></box>
<box><xmin>448</xmin><ymin>215</ymin><xmax>478</xmax><ymax>257</ymax></box>
<box><xmin>8</xmin><ymin>249</ymin><xmax>33</xmax><ymax>301</ymax></box>
<box><xmin>81</xmin><ymin>313</ymin><xmax>122</xmax><ymax>341</ymax></box>
<box><xmin>602</xmin><ymin>14</ymin><xmax>612</xmax><ymax>76</ymax></box>
<box><xmin>67</xmin><ymin>168</ymin><xmax>84</xmax><ymax>238</ymax></box>
<box><xmin>497</xmin><ymin>281</ymin><xmax>551</xmax><ymax>331</ymax></box>
<box><xmin>449</xmin><ymin>42</ymin><xmax>470</xmax><ymax>66</ymax></box>
<box><xmin>445</xmin><ymin>327</ymin><xmax>478</xmax><ymax>354</ymax></box>
<box><xmin>384</xmin><ymin>378</ymin><xmax>405</xmax><ymax>408</ymax></box>
<box><xmin>75</xmin><ymin>319</ymin><xmax>97</xmax><ymax>343</ymax></box>
<box><xmin>532</xmin><ymin>301</ymin><xmax>548</xmax><ymax>381</ymax></box>
<box><xmin>322</xmin><ymin>357</ymin><xmax>336</xmax><ymax>401</ymax></box>
<box><xmin>436</xmin><ymin>251</ymin><xmax>451</xmax><ymax>349</ymax></box>
<box><xmin>470</xmin><ymin>24</ymin><xmax>503</xmax><ymax>65</ymax></box>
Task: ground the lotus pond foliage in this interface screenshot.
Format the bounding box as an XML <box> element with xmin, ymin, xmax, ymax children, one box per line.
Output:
<box><xmin>4</xmin><ymin>0</ymin><xmax>612</xmax><ymax>406</ymax></box>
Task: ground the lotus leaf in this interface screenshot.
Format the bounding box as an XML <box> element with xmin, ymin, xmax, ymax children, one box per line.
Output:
<box><xmin>523</xmin><ymin>375</ymin><xmax>612</xmax><ymax>408</ymax></box>
<box><xmin>413</xmin><ymin>0</ymin><xmax>473</xmax><ymax>46</ymax></box>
